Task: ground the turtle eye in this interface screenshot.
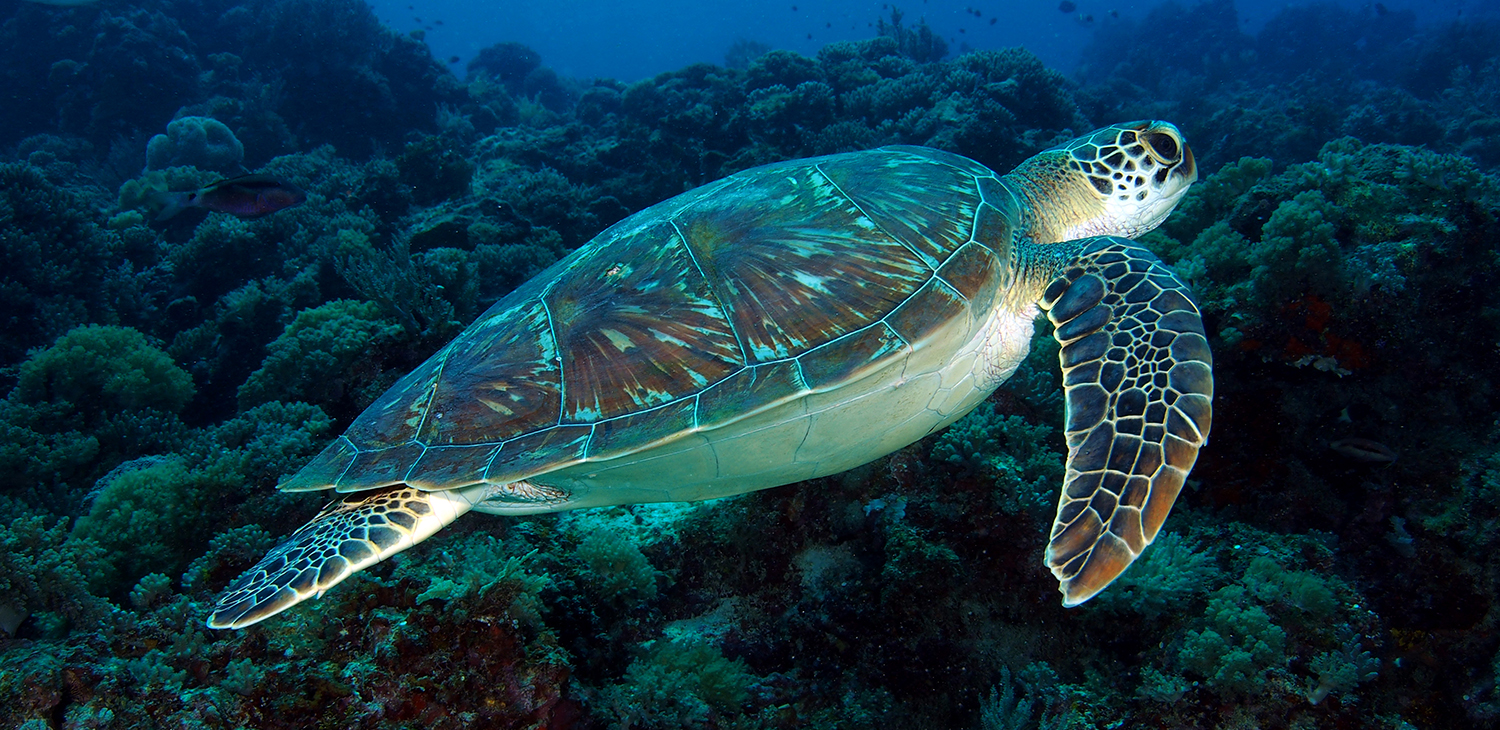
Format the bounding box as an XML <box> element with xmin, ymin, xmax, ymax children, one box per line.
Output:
<box><xmin>1145</xmin><ymin>132</ymin><xmax>1180</xmax><ymax>162</ymax></box>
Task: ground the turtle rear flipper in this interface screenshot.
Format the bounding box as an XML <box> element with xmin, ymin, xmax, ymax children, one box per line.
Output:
<box><xmin>1040</xmin><ymin>236</ymin><xmax>1213</xmax><ymax>606</ymax></box>
<box><xmin>207</xmin><ymin>486</ymin><xmax>474</xmax><ymax>629</ymax></box>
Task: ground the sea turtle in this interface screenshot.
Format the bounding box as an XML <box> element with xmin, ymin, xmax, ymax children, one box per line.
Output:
<box><xmin>209</xmin><ymin>121</ymin><xmax>1211</xmax><ymax>629</ymax></box>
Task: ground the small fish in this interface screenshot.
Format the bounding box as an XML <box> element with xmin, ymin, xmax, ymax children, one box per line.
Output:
<box><xmin>1329</xmin><ymin>437</ymin><xmax>1398</xmax><ymax>463</ymax></box>
<box><xmin>1058</xmin><ymin>1</ymin><xmax>1077</xmax><ymax>12</ymax></box>
<box><xmin>448</xmin><ymin>55</ymin><xmax>461</xmax><ymax>64</ymax></box>
<box><xmin>153</xmin><ymin>174</ymin><xmax>306</xmax><ymax>222</ymax></box>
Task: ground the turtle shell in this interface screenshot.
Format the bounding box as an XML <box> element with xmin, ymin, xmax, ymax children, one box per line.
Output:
<box><xmin>282</xmin><ymin>146</ymin><xmax>1024</xmax><ymax>494</ymax></box>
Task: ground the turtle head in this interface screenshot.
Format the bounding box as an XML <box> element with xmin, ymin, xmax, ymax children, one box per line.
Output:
<box><xmin>1004</xmin><ymin>121</ymin><xmax>1196</xmax><ymax>243</ymax></box>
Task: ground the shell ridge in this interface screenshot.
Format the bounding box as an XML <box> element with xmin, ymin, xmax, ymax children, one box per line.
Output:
<box><xmin>480</xmin><ymin>438</ymin><xmax>506</xmax><ymax>481</ymax></box>
<box><xmin>966</xmin><ymin>176</ymin><xmax>987</xmax><ymax>246</ymax></box>
<box><xmin>408</xmin><ymin>344</ymin><xmax>453</xmax><ymax>451</ymax></box>
<box><xmin>873</xmin><ymin>319</ymin><xmax>915</xmax><ymax>384</ymax></box>
<box><xmin>581</xmin><ymin>422</ymin><xmax>600</xmax><ymax>460</ymax></box>
<box><xmin>796</xmin><ymin>320</ymin><xmax>912</xmax><ymax>392</ymax></box>
<box><xmin>400</xmin><ymin>443</ymin><xmax>432</xmax><ymax>484</ymax></box>
<box><xmin>791</xmin><ymin>358</ymin><xmax>809</xmax><ymax>391</ymax></box>
<box><xmin>581</xmin><ymin>395</ymin><xmax>701</xmax><ymax>462</ymax></box>
<box><xmin>669</xmin><ymin>217</ymin><xmax>750</xmax><ymax>366</ymax></box>
<box><xmin>810</xmin><ymin>160</ymin><xmax>931</xmax><ymax>269</ymax></box>
<box><xmin>332</xmin><ymin>435</ymin><xmax>361</xmax><ymax>486</ymax></box>
<box><xmin>933</xmin><ymin>274</ymin><xmax>967</xmax><ymax>304</ymax></box>
<box><xmin>538</xmin><ymin>294</ymin><xmax>566</xmax><ymax>428</ymax></box>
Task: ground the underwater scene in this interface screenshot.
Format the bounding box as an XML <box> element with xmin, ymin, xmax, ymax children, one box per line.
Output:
<box><xmin>2</xmin><ymin>0</ymin><xmax>1500</xmax><ymax>727</ymax></box>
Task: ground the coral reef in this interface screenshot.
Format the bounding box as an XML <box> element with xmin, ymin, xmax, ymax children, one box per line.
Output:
<box><xmin>146</xmin><ymin>116</ymin><xmax>244</xmax><ymax>173</ymax></box>
<box><xmin>0</xmin><ymin>163</ymin><xmax>124</xmax><ymax>366</ymax></box>
<box><xmin>0</xmin><ymin>0</ymin><xmax>460</xmax><ymax>156</ymax></box>
<box><xmin>236</xmin><ymin>299</ymin><xmax>406</xmax><ymax>411</ymax></box>
<box><xmin>3</xmin><ymin>1</ymin><xmax>1500</xmax><ymax>728</ymax></box>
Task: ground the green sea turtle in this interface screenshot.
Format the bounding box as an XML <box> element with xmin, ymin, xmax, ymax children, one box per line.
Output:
<box><xmin>209</xmin><ymin>121</ymin><xmax>1211</xmax><ymax>629</ymax></box>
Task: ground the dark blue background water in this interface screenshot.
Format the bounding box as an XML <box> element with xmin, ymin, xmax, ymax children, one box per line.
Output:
<box><xmin>371</xmin><ymin>0</ymin><xmax>1481</xmax><ymax>80</ymax></box>
<box><xmin>5</xmin><ymin>0</ymin><xmax>1500</xmax><ymax>726</ymax></box>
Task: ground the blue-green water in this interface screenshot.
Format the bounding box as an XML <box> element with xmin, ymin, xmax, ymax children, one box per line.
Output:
<box><xmin>2</xmin><ymin>0</ymin><xmax>1499</xmax><ymax>728</ymax></box>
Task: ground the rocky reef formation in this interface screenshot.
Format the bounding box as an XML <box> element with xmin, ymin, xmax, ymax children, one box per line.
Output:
<box><xmin>3</xmin><ymin>1</ymin><xmax>1500</xmax><ymax>728</ymax></box>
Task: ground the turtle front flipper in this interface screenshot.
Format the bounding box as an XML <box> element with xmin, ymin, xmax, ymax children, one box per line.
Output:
<box><xmin>207</xmin><ymin>486</ymin><xmax>475</xmax><ymax>629</ymax></box>
<box><xmin>1039</xmin><ymin>236</ymin><xmax>1213</xmax><ymax>606</ymax></box>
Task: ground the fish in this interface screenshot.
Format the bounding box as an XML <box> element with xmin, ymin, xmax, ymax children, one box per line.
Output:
<box><xmin>152</xmin><ymin>174</ymin><xmax>306</xmax><ymax>222</ymax></box>
<box><xmin>1329</xmin><ymin>437</ymin><xmax>1399</xmax><ymax>463</ymax></box>
<box><xmin>1058</xmin><ymin>1</ymin><xmax>1077</xmax><ymax>12</ymax></box>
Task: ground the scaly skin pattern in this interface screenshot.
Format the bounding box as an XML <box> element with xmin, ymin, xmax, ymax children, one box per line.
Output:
<box><xmin>1034</xmin><ymin>237</ymin><xmax>1213</xmax><ymax>606</ymax></box>
<box><xmin>1006</xmin><ymin>121</ymin><xmax>1197</xmax><ymax>242</ymax></box>
<box><xmin>208</xmin><ymin>487</ymin><xmax>473</xmax><ymax>629</ymax></box>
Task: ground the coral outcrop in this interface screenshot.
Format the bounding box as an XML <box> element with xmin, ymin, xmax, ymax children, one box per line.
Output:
<box><xmin>3</xmin><ymin>2</ymin><xmax>1500</xmax><ymax>728</ymax></box>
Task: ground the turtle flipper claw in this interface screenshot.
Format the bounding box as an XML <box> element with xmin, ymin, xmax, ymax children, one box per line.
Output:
<box><xmin>207</xmin><ymin>486</ymin><xmax>474</xmax><ymax>629</ymax></box>
<box><xmin>1040</xmin><ymin>237</ymin><xmax>1213</xmax><ymax>606</ymax></box>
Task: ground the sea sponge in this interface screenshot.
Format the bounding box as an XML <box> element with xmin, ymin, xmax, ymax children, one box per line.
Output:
<box><xmin>594</xmin><ymin>637</ymin><xmax>754</xmax><ymax>727</ymax></box>
<box><xmin>745</xmin><ymin>49</ymin><xmax>824</xmax><ymax>93</ymax></box>
<box><xmin>71</xmin><ymin>457</ymin><xmax>223</xmax><ymax>587</ymax></box>
<box><xmin>1093</xmin><ymin>531</ymin><xmax>1220</xmax><ymax>617</ymax></box>
<box><xmin>236</xmin><ymin>299</ymin><xmax>405</xmax><ymax>411</ymax></box>
<box><xmin>117</xmin><ymin>166</ymin><xmax>218</xmax><ymax>213</ymax></box>
<box><xmin>0</xmin><ymin>163</ymin><xmax>116</xmax><ymax>365</ymax></box>
<box><xmin>0</xmin><ymin>515</ymin><xmax>114</xmax><ymax>633</ymax></box>
<box><xmin>745</xmin><ymin>81</ymin><xmax>836</xmax><ymax>148</ymax></box>
<box><xmin>145</xmin><ymin>116</ymin><xmax>244</xmax><ymax>172</ymax></box>
<box><xmin>396</xmin><ymin>134</ymin><xmax>474</xmax><ymax>206</ymax></box>
<box><xmin>522</xmin><ymin>66</ymin><xmax>574</xmax><ymax>113</ymax></box>
<box><xmin>816</xmin><ymin>37</ymin><xmax>903</xmax><ymax>94</ymax></box>
<box><xmin>0</xmin><ymin>326</ymin><xmax>194</xmax><ymax>511</ymax></box>
<box><xmin>929</xmin><ymin>403</ymin><xmax>1062</xmax><ymax>519</ymax></box>
<box><xmin>576</xmin><ymin>529</ymin><xmax>660</xmax><ymax>603</ymax></box>
<box><xmin>199</xmin><ymin>400</ymin><xmax>333</xmax><ymax>487</ymax></box>
<box><xmin>1177</xmin><ymin>585</ymin><xmax>1289</xmax><ymax>697</ymax></box>
<box><xmin>15</xmin><ymin>325</ymin><xmax>194</xmax><ymax>419</ymax></box>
